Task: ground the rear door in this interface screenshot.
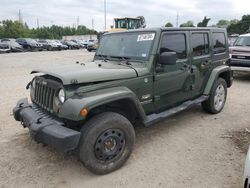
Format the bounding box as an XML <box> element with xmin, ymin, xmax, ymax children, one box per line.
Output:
<box><xmin>190</xmin><ymin>31</ymin><xmax>212</xmax><ymax>97</ymax></box>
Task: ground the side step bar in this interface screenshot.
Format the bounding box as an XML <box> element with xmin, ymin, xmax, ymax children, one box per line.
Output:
<box><xmin>144</xmin><ymin>95</ymin><xmax>209</xmax><ymax>127</ymax></box>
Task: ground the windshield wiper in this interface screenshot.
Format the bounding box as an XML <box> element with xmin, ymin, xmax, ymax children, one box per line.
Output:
<box><xmin>110</xmin><ymin>56</ymin><xmax>133</xmax><ymax>65</ymax></box>
<box><xmin>95</xmin><ymin>54</ymin><xmax>109</xmax><ymax>62</ymax></box>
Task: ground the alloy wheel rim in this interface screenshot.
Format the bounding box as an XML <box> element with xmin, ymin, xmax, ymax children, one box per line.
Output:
<box><xmin>214</xmin><ymin>84</ymin><xmax>225</xmax><ymax>111</ymax></box>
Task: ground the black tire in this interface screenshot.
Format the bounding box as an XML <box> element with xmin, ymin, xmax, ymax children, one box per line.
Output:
<box><xmin>78</xmin><ymin>112</ymin><xmax>135</xmax><ymax>175</ymax></box>
<box><xmin>48</xmin><ymin>46</ymin><xmax>53</xmax><ymax>51</ymax></box>
<box><xmin>202</xmin><ymin>78</ymin><xmax>227</xmax><ymax>114</ymax></box>
<box><xmin>27</xmin><ymin>45</ymin><xmax>33</xmax><ymax>52</ymax></box>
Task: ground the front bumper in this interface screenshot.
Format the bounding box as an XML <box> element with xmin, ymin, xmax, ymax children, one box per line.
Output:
<box><xmin>13</xmin><ymin>98</ymin><xmax>81</xmax><ymax>152</ymax></box>
<box><xmin>11</xmin><ymin>47</ymin><xmax>23</xmax><ymax>52</ymax></box>
<box><xmin>230</xmin><ymin>58</ymin><xmax>250</xmax><ymax>67</ymax></box>
<box><xmin>0</xmin><ymin>48</ymin><xmax>10</xmax><ymax>53</ymax></box>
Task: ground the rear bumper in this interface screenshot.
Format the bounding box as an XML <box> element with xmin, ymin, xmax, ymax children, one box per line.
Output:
<box><xmin>13</xmin><ymin>98</ymin><xmax>81</xmax><ymax>152</ymax></box>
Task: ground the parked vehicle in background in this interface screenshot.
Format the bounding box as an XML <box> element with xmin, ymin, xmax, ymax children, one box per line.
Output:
<box><xmin>228</xmin><ymin>34</ymin><xmax>239</xmax><ymax>46</ymax></box>
<box><xmin>1</xmin><ymin>39</ymin><xmax>23</xmax><ymax>52</ymax></box>
<box><xmin>111</xmin><ymin>16</ymin><xmax>146</xmax><ymax>31</ymax></box>
<box><xmin>0</xmin><ymin>42</ymin><xmax>11</xmax><ymax>53</ymax></box>
<box><xmin>53</xmin><ymin>40</ymin><xmax>68</xmax><ymax>50</ymax></box>
<box><xmin>87</xmin><ymin>40</ymin><xmax>98</xmax><ymax>52</ymax></box>
<box><xmin>39</xmin><ymin>39</ymin><xmax>60</xmax><ymax>51</ymax></box>
<box><xmin>81</xmin><ymin>40</ymin><xmax>89</xmax><ymax>48</ymax></box>
<box><xmin>13</xmin><ymin>27</ymin><xmax>232</xmax><ymax>175</ymax></box>
<box><xmin>71</xmin><ymin>39</ymin><xmax>86</xmax><ymax>48</ymax></box>
<box><xmin>62</xmin><ymin>40</ymin><xmax>80</xmax><ymax>49</ymax></box>
<box><xmin>229</xmin><ymin>33</ymin><xmax>250</xmax><ymax>70</ymax></box>
<box><xmin>16</xmin><ymin>38</ymin><xmax>43</xmax><ymax>51</ymax></box>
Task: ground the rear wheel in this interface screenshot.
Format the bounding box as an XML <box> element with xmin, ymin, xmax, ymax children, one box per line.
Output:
<box><xmin>202</xmin><ymin>78</ymin><xmax>227</xmax><ymax>114</ymax></box>
<box><xmin>78</xmin><ymin>112</ymin><xmax>135</xmax><ymax>174</ymax></box>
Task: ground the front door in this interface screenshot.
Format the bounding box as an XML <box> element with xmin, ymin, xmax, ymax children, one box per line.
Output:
<box><xmin>154</xmin><ymin>31</ymin><xmax>193</xmax><ymax>111</ymax></box>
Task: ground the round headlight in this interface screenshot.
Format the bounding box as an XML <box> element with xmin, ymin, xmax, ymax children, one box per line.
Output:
<box><xmin>32</xmin><ymin>79</ymin><xmax>36</xmax><ymax>89</ymax></box>
<box><xmin>58</xmin><ymin>89</ymin><xmax>65</xmax><ymax>103</ymax></box>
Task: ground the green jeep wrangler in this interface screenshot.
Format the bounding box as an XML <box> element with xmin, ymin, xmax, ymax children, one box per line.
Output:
<box><xmin>13</xmin><ymin>28</ymin><xmax>233</xmax><ymax>174</ymax></box>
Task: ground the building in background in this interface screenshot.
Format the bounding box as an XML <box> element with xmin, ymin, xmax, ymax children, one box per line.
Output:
<box><xmin>62</xmin><ymin>34</ymin><xmax>97</xmax><ymax>41</ymax></box>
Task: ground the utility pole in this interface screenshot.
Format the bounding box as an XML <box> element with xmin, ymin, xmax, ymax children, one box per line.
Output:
<box><xmin>77</xmin><ymin>16</ymin><xmax>79</xmax><ymax>28</ymax></box>
<box><xmin>104</xmin><ymin>0</ymin><xmax>106</xmax><ymax>30</ymax></box>
<box><xmin>18</xmin><ymin>9</ymin><xmax>23</xmax><ymax>24</ymax></box>
<box><xmin>176</xmin><ymin>12</ymin><xmax>179</xmax><ymax>27</ymax></box>
<box><xmin>37</xmin><ymin>18</ymin><xmax>40</xmax><ymax>28</ymax></box>
<box><xmin>92</xmin><ymin>18</ymin><xmax>94</xmax><ymax>30</ymax></box>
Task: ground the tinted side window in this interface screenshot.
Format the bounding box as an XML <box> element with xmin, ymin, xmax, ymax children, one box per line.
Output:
<box><xmin>213</xmin><ymin>32</ymin><xmax>226</xmax><ymax>54</ymax></box>
<box><xmin>160</xmin><ymin>34</ymin><xmax>187</xmax><ymax>59</ymax></box>
<box><xmin>192</xmin><ymin>33</ymin><xmax>209</xmax><ymax>57</ymax></box>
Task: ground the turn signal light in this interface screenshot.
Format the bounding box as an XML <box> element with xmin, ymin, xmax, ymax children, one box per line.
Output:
<box><xmin>80</xmin><ymin>108</ymin><xmax>88</xmax><ymax>117</ymax></box>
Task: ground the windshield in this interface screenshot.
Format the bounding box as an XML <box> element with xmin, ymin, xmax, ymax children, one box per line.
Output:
<box><xmin>128</xmin><ymin>19</ymin><xmax>140</xmax><ymax>29</ymax></box>
<box><xmin>234</xmin><ymin>36</ymin><xmax>250</xmax><ymax>46</ymax></box>
<box><xmin>26</xmin><ymin>39</ymin><xmax>37</xmax><ymax>43</ymax></box>
<box><xmin>96</xmin><ymin>32</ymin><xmax>155</xmax><ymax>60</ymax></box>
<box><xmin>116</xmin><ymin>19</ymin><xmax>127</xmax><ymax>29</ymax></box>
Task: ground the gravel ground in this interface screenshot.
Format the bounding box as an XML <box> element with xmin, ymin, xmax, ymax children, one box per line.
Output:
<box><xmin>0</xmin><ymin>50</ymin><xmax>250</xmax><ymax>188</ymax></box>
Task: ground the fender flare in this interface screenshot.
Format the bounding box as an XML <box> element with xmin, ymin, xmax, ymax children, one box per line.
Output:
<box><xmin>203</xmin><ymin>65</ymin><xmax>232</xmax><ymax>95</ymax></box>
<box><xmin>58</xmin><ymin>87</ymin><xmax>147</xmax><ymax>121</ymax></box>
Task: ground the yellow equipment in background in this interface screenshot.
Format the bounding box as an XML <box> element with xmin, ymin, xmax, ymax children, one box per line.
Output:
<box><xmin>109</xmin><ymin>16</ymin><xmax>146</xmax><ymax>32</ymax></box>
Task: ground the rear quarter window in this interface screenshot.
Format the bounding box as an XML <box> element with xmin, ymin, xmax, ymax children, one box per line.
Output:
<box><xmin>212</xmin><ymin>32</ymin><xmax>226</xmax><ymax>54</ymax></box>
<box><xmin>191</xmin><ymin>33</ymin><xmax>209</xmax><ymax>57</ymax></box>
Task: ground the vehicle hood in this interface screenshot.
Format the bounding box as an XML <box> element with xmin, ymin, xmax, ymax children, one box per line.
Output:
<box><xmin>31</xmin><ymin>61</ymin><xmax>149</xmax><ymax>85</ymax></box>
<box><xmin>10</xmin><ymin>42</ymin><xmax>22</xmax><ymax>48</ymax></box>
<box><xmin>230</xmin><ymin>46</ymin><xmax>250</xmax><ymax>54</ymax></box>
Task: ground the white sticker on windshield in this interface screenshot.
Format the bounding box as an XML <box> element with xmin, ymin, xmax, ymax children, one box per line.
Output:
<box><xmin>137</xmin><ymin>33</ymin><xmax>155</xmax><ymax>42</ymax></box>
<box><xmin>142</xmin><ymin>53</ymin><xmax>147</xmax><ymax>57</ymax></box>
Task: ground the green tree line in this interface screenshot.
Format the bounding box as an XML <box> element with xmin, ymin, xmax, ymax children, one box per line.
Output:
<box><xmin>0</xmin><ymin>20</ymin><xmax>98</xmax><ymax>39</ymax></box>
<box><xmin>165</xmin><ymin>15</ymin><xmax>250</xmax><ymax>35</ymax></box>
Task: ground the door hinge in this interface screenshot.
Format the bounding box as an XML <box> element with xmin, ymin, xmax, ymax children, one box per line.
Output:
<box><xmin>154</xmin><ymin>95</ymin><xmax>161</xmax><ymax>101</ymax></box>
<box><xmin>190</xmin><ymin>84</ymin><xmax>195</xmax><ymax>90</ymax></box>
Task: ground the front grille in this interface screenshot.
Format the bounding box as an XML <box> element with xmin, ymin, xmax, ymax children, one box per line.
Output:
<box><xmin>232</xmin><ymin>55</ymin><xmax>250</xmax><ymax>60</ymax></box>
<box><xmin>33</xmin><ymin>78</ymin><xmax>58</xmax><ymax>112</ymax></box>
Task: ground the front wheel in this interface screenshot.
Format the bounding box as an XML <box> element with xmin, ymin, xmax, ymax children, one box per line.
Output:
<box><xmin>27</xmin><ymin>46</ymin><xmax>33</xmax><ymax>51</ymax></box>
<box><xmin>202</xmin><ymin>78</ymin><xmax>227</xmax><ymax>114</ymax></box>
<box><xmin>78</xmin><ymin>112</ymin><xmax>135</xmax><ymax>174</ymax></box>
<box><xmin>48</xmin><ymin>46</ymin><xmax>53</xmax><ymax>51</ymax></box>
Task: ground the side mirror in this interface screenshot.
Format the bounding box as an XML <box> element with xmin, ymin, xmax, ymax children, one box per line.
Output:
<box><xmin>159</xmin><ymin>52</ymin><xmax>177</xmax><ymax>65</ymax></box>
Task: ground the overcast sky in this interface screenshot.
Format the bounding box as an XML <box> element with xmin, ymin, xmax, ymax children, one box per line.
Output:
<box><xmin>0</xmin><ymin>0</ymin><xmax>249</xmax><ymax>31</ymax></box>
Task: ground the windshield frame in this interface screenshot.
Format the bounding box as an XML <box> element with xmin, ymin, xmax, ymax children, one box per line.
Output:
<box><xmin>96</xmin><ymin>31</ymin><xmax>156</xmax><ymax>62</ymax></box>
